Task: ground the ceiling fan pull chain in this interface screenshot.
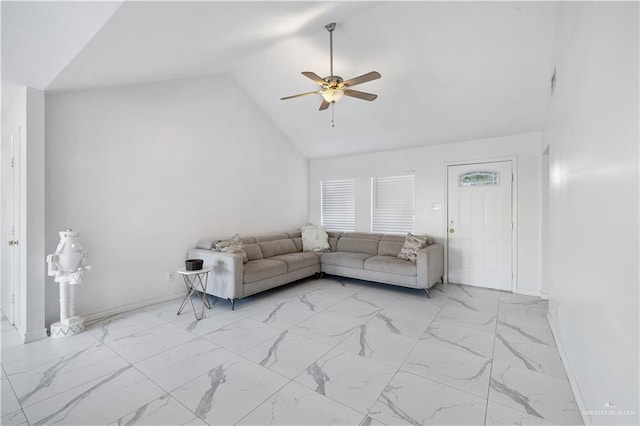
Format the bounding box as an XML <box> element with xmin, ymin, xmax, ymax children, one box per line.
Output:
<box><xmin>331</xmin><ymin>103</ymin><xmax>335</xmax><ymax>128</ymax></box>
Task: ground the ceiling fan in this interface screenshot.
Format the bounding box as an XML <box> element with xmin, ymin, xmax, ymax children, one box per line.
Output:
<box><xmin>280</xmin><ymin>22</ymin><xmax>381</xmax><ymax>112</ymax></box>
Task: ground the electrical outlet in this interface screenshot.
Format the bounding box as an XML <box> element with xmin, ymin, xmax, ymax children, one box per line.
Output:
<box><xmin>167</xmin><ymin>271</ymin><xmax>175</xmax><ymax>282</ymax></box>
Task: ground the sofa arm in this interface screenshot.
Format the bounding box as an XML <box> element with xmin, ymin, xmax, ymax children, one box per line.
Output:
<box><xmin>416</xmin><ymin>244</ymin><xmax>444</xmax><ymax>289</ymax></box>
<box><xmin>186</xmin><ymin>249</ymin><xmax>243</xmax><ymax>300</ymax></box>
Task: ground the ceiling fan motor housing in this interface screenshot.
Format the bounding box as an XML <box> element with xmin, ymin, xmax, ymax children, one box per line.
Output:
<box><xmin>324</xmin><ymin>76</ymin><xmax>343</xmax><ymax>88</ymax></box>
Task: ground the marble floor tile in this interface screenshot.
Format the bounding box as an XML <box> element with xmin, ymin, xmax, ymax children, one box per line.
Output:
<box><xmin>485</xmin><ymin>399</ymin><xmax>558</xmax><ymax>425</ymax></box>
<box><xmin>499</xmin><ymin>298</ymin><xmax>549</xmax><ymax>325</ymax></box>
<box><xmin>1</xmin><ymin>327</ymin><xmax>23</xmax><ymax>350</ymax></box>
<box><xmin>243</xmin><ymin>330</ymin><xmax>333</xmax><ymax>379</ymax></box>
<box><xmin>402</xmin><ymin>335</ymin><xmax>492</xmax><ymax>398</ymax></box>
<box><xmin>291</xmin><ymin>311</ymin><xmax>365</xmax><ymax>346</ymax></box>
<box><xmin>449</xmin><ymin>285</ymin><xmax>501</xmax><ymax>313</ymax></box>
<box><xmin>142</xmin><ymin>298</ymin><xmax>186</xmax><ymax>323</ymax></box>
<box><xmin>383</xmin><ymin>294</ymin><xmax>443</xmax><ymax>320</ymax></box>
<box><xmin>103</xmin><ymin>322</ymin><xmax>196</xmax><ymax>364</ymax></box>
<box><xmin>170</xmin><ymin>306</ymin><xmax>245</xmax><ymax>336</ymax></box>
<box><xmin>336</xmin><ymin>322</ymin><xmax>419</xmax><ymax>368</ymax></box>
<box><xmin>493</xmin><ymin>332</ymin><xmax>566</xmax><ymax>379</ymax></box>
<box><xmin>497</xmin><ymin>316</ymin><xmax>555</xmax><ymax>347</ymax></box>
<box><xmin>22</xmin><ymin>366</ymin><xmax>165</xmax><ymax>426</ymax></box>
<box><xmin>1</xmin><ymin>374</ymin><xmax>21</xmax><ymax>415</ymax></box>
<box><xmin>436</xmin><ymin>302</ymin><xmax>498</xmax><ymax>333</ymax></box>
<box><xmin>368</xmin><ymin>370</ymin><xmax>487</xmax><ymax>425</ymax></box>
<box><xmin>489</xmin><ymin>361</ymin><xmax>583</xmax><ymax>425</ymax></box>
<box><xmin>1</xmin><ymin>409</ymin><xmax>28</xmax><ymax>426</ymax></box>
<box><xmin>204</xmin><ymin>318</ymin><xmax>285</xmax><ymax>354</ymax></box>
<box><xmin>326</xmin><ymin>291</ymin><xmax>395</xmax><ymax>321</ymax></box>
<box><xmin>425</xmin><ymin>320</ymin><xmax>496</xmax><ymax>359</ymax></box>
<box><xmin>425</xmin><ymin>282</ymin><xmax>458</xmax><ymax>305</ymax></box>
<box><xmin>0</xmin><ymin>277</ymin><xmax>582</xmax><ymax>426</ymax></box>
<box><xmin>294</xmin><ymin>348</ymin><xmax>396</xmax><ymax>413</ymax></box>
<box><xmin>7</xmin><ymin>341</ymin><xmax>128</xmax><ymax>407</ymax></box>
<box><xmin>2</xmin><ymin>331</ymin><xmax>101</xmax><ymax>374</ymax></box>
<box><xmin>110</xmin><ymin>393</ymin><xmax>199</xmax><ymax>426</ymax></box>
<box><xmin>170</xmin><ymin>357</ymin><xmax>288</xmax><ymax>425</ymax></box>
<box><xmin>281</xmin><ymin>281</ymin><xmax>357</xmax><ymax>311</ymax></box>
<box><xmin>237</xmin><ymin>380</ymin><xmax>364</xmax><ymax>425</ymax></box>
<box><xmin>134</xmin><ymin>338</ymin><xmax>237</xmax><ymax>392</ymax></box>
<box><xmin>86</xmin><ymin>310</ymin><xmax>169</xmax><ymax>343</ymax></box>
<box><xmin>366</xmin><ymin>307</ymin><xmax>437</xmax><ymax>339</ymax></box>
<box><xmin>252</xmin><ymin>301</ymin><xmax>319</xmax><ymax>329</ymax></box>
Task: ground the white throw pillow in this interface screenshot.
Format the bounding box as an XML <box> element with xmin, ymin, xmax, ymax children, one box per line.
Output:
<box><xmin>301</xmin><ymin>224</ymin><xmax>330</xmax><ymax>252</ymax></box>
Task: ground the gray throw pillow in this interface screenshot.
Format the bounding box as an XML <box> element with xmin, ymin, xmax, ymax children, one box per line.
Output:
<box><xmin>397</xmin><ymin>233</ymin><xmax>428</xmax><ymax>262</ymax></box>
<box><xmin>214</xmin><ymin>233</ymin><xmax>248</xmax><ymax>263</ymax></box>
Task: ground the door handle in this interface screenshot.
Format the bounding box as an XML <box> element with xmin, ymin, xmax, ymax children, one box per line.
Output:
<box><xmin>8</xmin><ymin>240</ymin><xmax>18</xmax><ymax>246</ymax></box>
<box><xmin>449</xmin><ymin>228</ymin><xmax>455</xmax><ymax>234</ymax></box>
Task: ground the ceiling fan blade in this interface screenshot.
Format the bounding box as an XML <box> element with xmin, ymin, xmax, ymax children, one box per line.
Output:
<box><xmin>302</xmin><ymin>71</ymin><xmax>327</xmax><ymax>86</ymax></box>
<box><xmin>341</xmin><ymin>71</ymin><xmax>381</xmax><ymax>87</ymax></box>
<box><xmin>280</xmin><ymin>90</ymin><xmax>321</xmax><ymax>101</ymax></box>
<box><xmin>319</xmin><ymin>99</ymin><xmax>331</xmax><ymax>110</ymax></box>
<box><xmin>343</xmin><ymin>89</ymin><xmax>378</xmax><ymax>101</ymax></box>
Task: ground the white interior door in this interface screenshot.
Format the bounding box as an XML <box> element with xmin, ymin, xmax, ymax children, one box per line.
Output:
<box><xmin>447</xmin><ymin>161</ymin><xmax>513</xmax><ymax>290</ymax></box>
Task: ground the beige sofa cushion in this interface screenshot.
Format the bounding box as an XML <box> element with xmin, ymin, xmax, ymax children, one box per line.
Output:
<box><xmin>258</xmin><ymin>239</ymin><xmax>298</xmax><ymax>258</ymax></box>
<box><xmin>321</xmin><ymin>252</ymin><xmax>372</xmax><ymax>269</ymax></box>
<box><xmin>336</xmin><ymin>236</ymin><xmax>380</xmax><ymax>255</ymax></box>
<box><xmin>364</xmin><ymin>256</ymin><xmax>417</xmax><ymax>277</ymax></box>
<box><xmin>243</xmin><ymin>259</ymin><xmax>287</xmax><ymax>283</ymax></box>
<box><xmin>244</xmin><ymin>243</ymin><xmax>263</xmax><ymax>261</ymax></box>
<box><xmin>271</xmin><ymin>253</ymin><xmax>320</xmax><ymax>272</ymax></box>
<box><xmin>378</xmin><ymin>235</ymin><xmax>406</xmax><ymax>257</ymax></box>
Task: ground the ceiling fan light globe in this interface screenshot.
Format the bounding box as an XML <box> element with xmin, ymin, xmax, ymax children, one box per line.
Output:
<box><xmin>321</xmin><ymin>88</ymin><xmax>344</xmax><ymax>103</ymax></box>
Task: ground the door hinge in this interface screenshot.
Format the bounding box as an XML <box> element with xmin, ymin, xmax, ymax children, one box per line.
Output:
<box><xmin>511</xmin><ymin>271</ymin><xmax>514</xmax><ymax>280</ymax></box>
<box><xmin>10</xmin><ymin>157</ymin><xmax>14</xmax><ymax>168</ymax></box>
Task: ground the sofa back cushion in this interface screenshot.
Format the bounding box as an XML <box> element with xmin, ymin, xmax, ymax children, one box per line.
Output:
<box><xmin>244</xmin><ymin>243</ymin><xmax>264</xmax><ymax>261</ymax></box>
<box><xmin>292</xmin><ymin>238</ymin><xmax>303</xmax><ymax>252</ymax></box>
<box><xmin>378</xmin><ymin>234</ymin><xmax>406</xmax><ymax>257</ymax></box>
<box><xmin>258</xmin><ymin>239</ymin><xmax>298</xmax><ymax>258</ymax></box>
<box><xmin>336</xmin><ymin>233</ymin><xmax>382</xmax><ymax>255</ymax></box>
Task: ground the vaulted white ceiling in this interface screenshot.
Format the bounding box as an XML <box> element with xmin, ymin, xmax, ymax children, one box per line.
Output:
<box><xmin>2</xmin><ymin>1</ymin><xmax>558</xmax><ymax>159</ymax></box>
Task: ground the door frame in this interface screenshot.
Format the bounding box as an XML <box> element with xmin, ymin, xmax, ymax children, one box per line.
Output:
<box><xmin>443</xmin><ymin>156</ymin><xmax>518</xmax><ymax>293</ymax></box>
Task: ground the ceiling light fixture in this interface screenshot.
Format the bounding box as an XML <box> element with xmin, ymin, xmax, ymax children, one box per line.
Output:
<box><xmin>321</xmin><ymin>88</ymin><xmax>344</xmax><ymax>103</ymax></box>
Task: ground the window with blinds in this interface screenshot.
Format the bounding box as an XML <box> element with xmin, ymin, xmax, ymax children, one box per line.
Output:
<box><xmin>371</xmin><ymin>173</ymin><xmax>415</xmax><ymax>234</ymax></box>
<box><xmin>321</xmin><ymin>179</ymin><xmax>355</xmax><ymax>232</ymax></box>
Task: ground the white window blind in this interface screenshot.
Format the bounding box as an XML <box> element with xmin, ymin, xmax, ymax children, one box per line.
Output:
<box><xmin>321</xmin><ymin>179</ymin><xmax>355</xmax><ymax>232</ymax></box>
<box><xmin>371</xmin><ymin>174</ymin><xmax>415</xmax><ymax>234</ymax></box>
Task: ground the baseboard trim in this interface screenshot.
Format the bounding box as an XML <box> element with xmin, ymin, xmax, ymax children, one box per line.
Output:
<box><xmin>19</xmin><ymin>327</ymin><xmax>48</xmax><ymax>343</ymax></box>
<box><xmin>515</xmin><ymin>288</ymin><xmax>540</xmax><ymax>297</ymax></box>
<box><xmin>83</xmin><ymin>292</ymin><xmax>184</xmax><ymax>324</ymax></box>
<box><xmin>547</xmin><ymin>313</ymin><xmax>590</xmax><ymax>425</ymax></box>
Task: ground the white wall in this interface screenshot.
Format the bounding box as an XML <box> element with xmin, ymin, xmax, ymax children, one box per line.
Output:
<box><xmin>1</xmin><ymin>87</ymin><xmax>48</xmax><ymax>342</ymax></box>
<box><xmin>543</xmin><ymin>2</ymin><xmax>639</xmax><ymax>424</ymax></box>
<box><xmin>45</xmin><ymin>74</ymin><xmax>308</xmax><ymax>323</ymax></box>
<box><xmin>309</xmin><ymin>132</ymin><xmax>542</xmax><ymax>295</ymax></box>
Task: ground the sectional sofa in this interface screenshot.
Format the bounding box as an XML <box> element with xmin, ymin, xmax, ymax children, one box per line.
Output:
<box><xmin>187</xmin><ymin>231</ymin><xmax>444</xmax><ymax>309</ymax></box>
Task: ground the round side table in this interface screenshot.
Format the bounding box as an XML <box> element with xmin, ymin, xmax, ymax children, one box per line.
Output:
<box><xmin>176</xmin><ymin>266</ymin><xmax>212</xmax><ymax>320</ymax></box>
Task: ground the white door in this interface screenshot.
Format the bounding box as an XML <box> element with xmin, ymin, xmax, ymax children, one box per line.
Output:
<box><xmin>8</xmin><ymin>131</ymin><xmax>21</xmax><ymax>325</ymax></box>
<box><xmin>447</xmin><ymin>161</ymin><xmax>513</xmax><ymax>290</ymax></box>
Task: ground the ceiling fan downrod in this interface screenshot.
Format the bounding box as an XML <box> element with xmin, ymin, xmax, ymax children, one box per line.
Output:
<box><xmin>326</xmin><ymin>22</ymin><xmax>336</xmax><ymax>77</ymax></box>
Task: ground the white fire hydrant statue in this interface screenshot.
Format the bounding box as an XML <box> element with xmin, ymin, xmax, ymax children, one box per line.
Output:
<box><xmin>47</xmin><ymin>229</ymin><xmax>91</xmax><ymax>338</ymax></box>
